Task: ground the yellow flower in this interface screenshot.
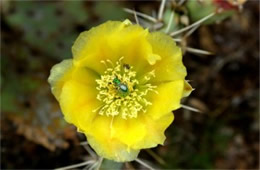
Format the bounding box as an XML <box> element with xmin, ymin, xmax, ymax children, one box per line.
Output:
<box><xmin>48</xmin><ymin>20</ymin><xmax>192</xmax><ymax>162</ymax></box>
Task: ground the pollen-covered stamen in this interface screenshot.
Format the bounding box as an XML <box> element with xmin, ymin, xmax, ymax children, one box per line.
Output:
<box><xmin>94</xmin><ymin>57</ymin><xmax>157</xmax><ymax>119</ymax></box>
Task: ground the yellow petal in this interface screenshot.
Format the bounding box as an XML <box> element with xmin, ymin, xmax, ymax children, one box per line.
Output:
<box><xmin>48</xmin><ymin>59</ymin><xmax>73</xmax><ymax>100</ymax></box>
<box><xmin>59</xmin><ymin>80</ymin><xmax>100</xmax><ymax>126</ymax></box>
<box><xmin>87</xmin><ymin>115</ymin><xmax>139</xmax><ymax>162</ymax></box>
<box><xmin>111</xmin><ymin>116</ymin><xmax>146</xmax><ymax>148</ymax></box>
<box><xmin>144</xmin><ymin>32</ymin><xmax>187</xmax><ymax>83</ymax></box>
<box><xmin>72</xmin><ymin>21</ymin><xmax>129</xmax><ymax>74</ymax></box>
<box><xmin>72</xmin><ymin>21</ymin><xmax>156</xmax><ymax>75</ymax></box>
<box><xmin>71</xmin><ymin>66</ymin><xmax>100</xmax><ymax>86</ymax></box>
<box><xmin>146</xmin><ymin>80</ymin><xmax>184</xmax><ymax>120</ymax></box>
<box><xmin>114</xmin><ymin>27</ymin><xmax>151</xmax><ymax>71</ymax></box>
<box><xmin>112</xmin><ymin>112</ymin><xmax>174</xmax><ymax>150</ymax></box>
<box><xmin>72</xmin><ymin>21</ymin><xmax>123</xmax><ymax>61</ymax></box>
<box><xmin>147</xmin><ymin>31</ymin><xmax>181</xmax><ymax>60</ymax></box>
<box><xmin>132</xmin><ymin>112</ymin><xmax>174</xmax><ymax>149</ymax></box>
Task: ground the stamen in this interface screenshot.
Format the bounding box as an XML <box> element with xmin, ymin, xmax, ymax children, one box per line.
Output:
<box><xmin>101</xmin><ymin>60</ymin><xmax>108</xmax><ymax>68</ymax></box>
<box><xmin>106</xmin><ymin>59</ymin><xmax>114</xmax><ymax>68</ymax></box>
<box><xmin>94</xmin><ymin>57</ymin><xmax>157</xmax><ymax>119</ymax></box>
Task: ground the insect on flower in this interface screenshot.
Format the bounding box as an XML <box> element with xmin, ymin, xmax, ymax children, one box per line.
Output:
<box><xmin>113</xmin><ymin>77</ymin><xmax>129</xmax><ymax>94</ymax></box>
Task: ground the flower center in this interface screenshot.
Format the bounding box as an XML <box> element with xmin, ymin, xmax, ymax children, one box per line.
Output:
<box><xmin>94</xmin><ymin>57</ymin><xmax>157</xmax><ymax>119</ymax></box>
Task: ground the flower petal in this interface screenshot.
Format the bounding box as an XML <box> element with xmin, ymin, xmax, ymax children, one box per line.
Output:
<box><xmin>143</xmin><ymin>32</ymin><xmax>187</xmax><ymax>83</ymax></box>
<box><xmin>71</xmin><ymin>66</ymin><xmax>100</xmax><ymax>86</ymax></box>
<box><xmin>111</xmin><ymin>112</ymin><xmax>174</xmax><ymax>150</ymax></box>
<box><xmin>72</xmin><ymin>21</ymin><xmax>123</xmax><ymax>60</ymax></box>
<box><xmin>146</xmin><ymin>80</ymin><xmax>184</xmax><ymax>120</ymax></box>
<box><xmin>133</xmin><ymin>112</ymin><xmax>174</xmax><ymax>149</ymax></box>
<box><xmin>87</xmin><ymin>115</ymin><xmax>139</xmax><ymax>162</ymax></box>
<box><xmin>59</xmin><ymin>80</ymin><xmax>101</xmax><ymax>126</ymax></box>
<box><xmin>72</xmin><ymin>21</ymin><xmax>128</xmax><ymax>74</ymax></box>
<box><xmin>48</xmin><ymin>59</ymin><xmax>73</xmax><ymax>100</ymax></box>
<box><xmin>111</xmin><ymin>116</ymin><xmax>147</xmax><ymax>148</ymax></box>
<box><xmin>115</xmin><ymin>27</ymin><xmax>154</xmax><ymax>72</ymax></box>
<box><xmin>72</xmin><ymin>20</ymin><xmax>155</xmax><ymax>75</ymax></box>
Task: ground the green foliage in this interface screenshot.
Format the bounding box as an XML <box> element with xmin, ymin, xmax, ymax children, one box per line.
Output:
<box><xmin>160</xmin><ymin>9</ymin><xmax>179</xmax><ymax>33</ymax></box>
<box><xmin>94</xmin><ymin>2</ymin><xmax>128</xmax><ymax>22</ymax></box>
<box><xmin>5</xmin><ymin>1</ymin><xmax>88</xmax><ymax>59</ymax></box>
<box><xmin>186</xmin><ymin>0</ymin><xmax>234</xmax><ymax>24</ymax></box>
<box><xmin>163</xmin><ymin>118</ymin><xmax>232</xmax><ymax>169</ymax></box>
<box><xmin>100</xmin><ymin>159</ymin><xmax>123</xmax><ymax>170</ymax></box>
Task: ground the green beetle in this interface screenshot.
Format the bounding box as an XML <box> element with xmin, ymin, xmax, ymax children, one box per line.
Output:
<box><xmin>113</xmin><ymin>77</ymin><xmax>128</xmax><ymax>94</ymax></box>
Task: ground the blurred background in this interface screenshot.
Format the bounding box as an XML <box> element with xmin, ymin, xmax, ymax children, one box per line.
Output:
<box><xmin>1</xmin><ymin>0</ymin><xmax>259</xmax><ymax>169</ymax></box>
